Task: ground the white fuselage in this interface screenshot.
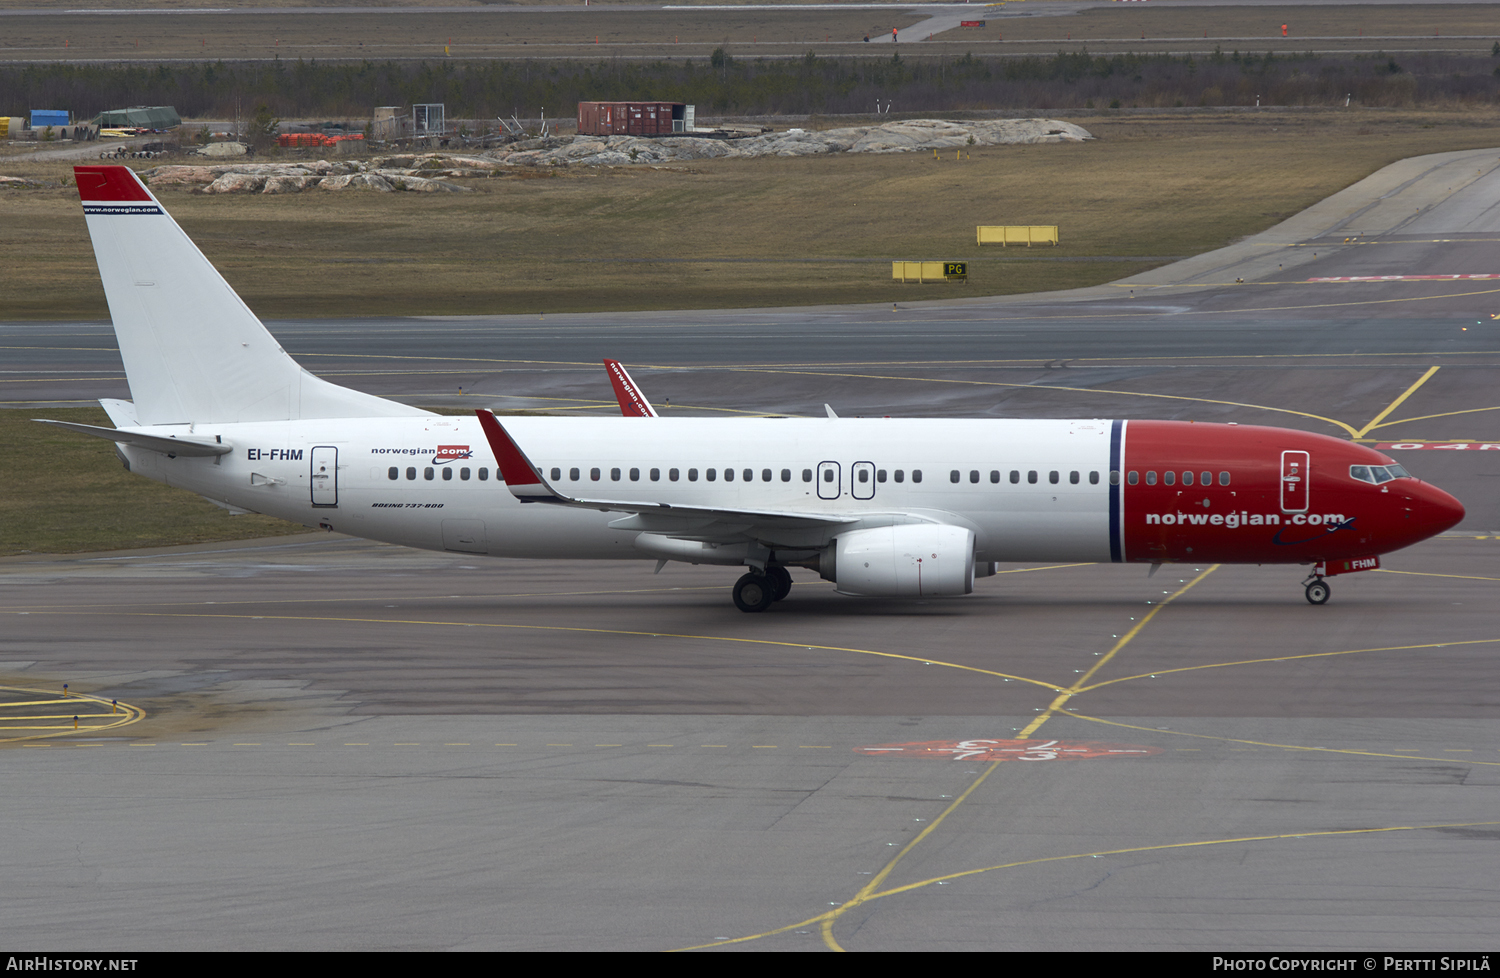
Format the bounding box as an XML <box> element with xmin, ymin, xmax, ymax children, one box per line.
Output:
<box><xmin>125</xmin><ymin>416</ymin><xmax>1116</xmax><ymax>563</ymax></box>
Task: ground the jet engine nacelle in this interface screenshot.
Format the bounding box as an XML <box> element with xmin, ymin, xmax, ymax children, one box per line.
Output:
<box><xmin>823</xmin><ymin>524</ymin><xmax>976</xmax><ymax>597</ymax></box>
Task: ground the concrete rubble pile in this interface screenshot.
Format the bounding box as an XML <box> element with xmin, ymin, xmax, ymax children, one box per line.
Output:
<box><xmin>139</xmin><ymin>159</ymin><xmax>481</xmax><ymax>194</ymax></box>
<box><xmin>137</xmin><ymin>120</ymin><xmax>1091</xmax><ymax>193</ymax></box>
<box><xmin>501</xmin><ymin>118</ymin><xmax>1092</xmax><ymax>167</ymax></box>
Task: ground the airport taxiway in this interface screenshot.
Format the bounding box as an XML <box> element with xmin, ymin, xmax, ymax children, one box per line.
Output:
<box><xmin>3</xmin><ymin>146</ymin><xmax>1500</xmax><ymax>950</ymax></box>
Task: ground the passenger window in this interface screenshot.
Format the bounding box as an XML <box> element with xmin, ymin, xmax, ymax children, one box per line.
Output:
<box><xmin>894</xmin><ymin>470</ymin><xmax>905</xmax><ymax>483</ymax></box>
<box><xmin>950</xmin><ymin>470</ymin><xmax>961</xmax><ymax>484</ymax></box>
<box><xmin>688</xmin><ymin>468</ymin><xmax>698</xmax><ymax>482</ymax></box>
<box><xmin>591</xmin><ymin>467</ymin><xmax>601</xmax><ymax>481</ymax></box>
<box><xmin>669</xmin><ymin>468</ymin><xmax>680</xmax><ymax>482</ymax></box>
<box><xmin>1028</xmin><ymin>471</ymin><xmax>1038</xmax><ymax>484</ymax></box>
<box><xmin>1092</xmin><ymin>471</ymin><xmax>1102</xmax><ymax>485</ymax></box>
<box><xmin>1218</xmin><ymin>471</ymin><xmax>1230</xmax><ymax>486</ymax></box>
<box><xmin>570</xmin><ymin>467</ymin><xmax>580</xmax><ymax>481</ymax></box>
<box><xmin>744</xmin><ymin>469</ymin><xmax>754</xmax><ymax>482</ymax></box>
<box><xmin>912</xmin><ymin>470</ymin><xmax>923</xmax><ymax>483</ymax></box>
<box><xmin>461</xmin><ymin>468</ymin><xmax>471</xmax><ymax>481</ymax></box>
<box><xmin>1049</xmin><ymin>471</ymin><xmax>1059</xmax><ymax>484</ymax></box>
<box><xmin>479</xmin><ymin>468</ymin><xmax>489</xmax><ymax>481</ymax></box>
<box><xmin>550</xmin><ymin>467</ymin><xmax>560</xmax><ymax>481</ymax></box>
<box><xmin>1010</xmin><ymin>470</ymin><xmax>1020</xmax><ymax>484</ymax></box>
<box><xmin>762</xmin><ymin>469</ymin><xmax>772</xmax><ymax>482</ymax></box>
<box><xmin>969</xmin><ymin>470</ymin><xmax>980</xmax><ymax>484</ymax></box>
<box><xmin>1069</xmin><ymin>471</ymin><xmax>1079</xmax><ymax>485</ymax></box>
<box><xmin>388</xmin><ymin>467</ymin><xmax>399</xmax><ymax>481</ymax></box>
<box><xmin>877</xmin><ymin>469</ymin><xmax>887</xmax><ymax>483</ymax></box>
<box><xmin>724</xmin><ymin>468</ymin><xmax>734</xmax><ymax>482</ymax></box>
<box><xmin>990</xmin><ymin>470</ymin><xmax>1000</xmax><ymax>484</ymax></box>
<box><xmin>1145</xmin><ymin>471</ymin><xmax>1157</xmax><ymax>485</ymax></box>
<box><xmin>629</xmin><ymin>468</ymin><xmax>640</xmax><ymax>481</ymax></box>
<box><xmin>650</xmin><ymin>468</ymin><xmax>660</xmax><ymax>481</ymax></box>
<box><xmin>1182</xmin><ymin>471</ymin><xmax>1194</xmax><ymax>486</ymax></box>
<box><xmin>424</xmin><ymin>467</ymin><xmax>434</xmax><ymax>481</ymax></box>
<box><xmin>781</xmin><ymin>469</ymin><xmax>792</xmax><ymax>482</ymax></box>
<box><xmin>1163</xmin><ymin>471</ymin><xmax>1175</xmax><ymax>486</ymax></box>
<box><xmin>406</xmin><ymin>467</ymin><xmax>416</xmax><ymax>480</ymax></box>
<box><xmin>1201</xmin><ymin>471</ymin><xmax>1212</xmax><ymax>487</ymax></box>
<box><xmin>611</xmin><ymin>468</ymin><xmax>621</xmax><ymax>481</ymax></box>
<box><xmin>707</xmin><ymin>469</ymin><xmax>717</xmax><ymax>482</ymax></box>
<box><xmin>442</xmin><ymin>467</ymin><xmax>453</xmax><ymax>481</ymax></box>
<box><xmin>802</xmin><ymin>469</ymin><xmax>812</xmax><ymax>482</ymax></box>
<box><xmin>1127</xmin><ymin>471</ymin><xmax>1138</xmax><ymax>485</ymax></box>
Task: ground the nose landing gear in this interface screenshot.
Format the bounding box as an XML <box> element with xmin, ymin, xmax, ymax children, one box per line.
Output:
<box><xmin>1303</xmin><ymin>575</ymin><xmax>1330</xmax><ymax>605</ymax></box>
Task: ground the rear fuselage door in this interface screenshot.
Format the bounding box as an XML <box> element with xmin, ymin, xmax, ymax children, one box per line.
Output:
<box><xmin>1280</xmin><ymin>450</ymin><xmax>1309</xmax><ymax>513</ymax></box>
<box><xmin>311</xmin><ymin>446</ymin><xmax>338</xmax><ymax>507</ymax></box>
<box><xmin>817</xmin><ymin>461</ymin><xmax>841</xmax><ymax>500</ymax></box>
<box><xmin>851</xmin><ymin>461</ymin><xmax>875</xmax><ymax>500</ymax></box>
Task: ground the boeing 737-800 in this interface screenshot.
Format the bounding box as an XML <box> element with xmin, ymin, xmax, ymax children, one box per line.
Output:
<box><xmin>39</xmin><ymin>165</ymin><xmax>1465</xmax><ymax>611</ymax></box>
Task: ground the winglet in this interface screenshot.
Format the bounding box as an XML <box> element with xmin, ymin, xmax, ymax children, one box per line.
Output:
<box><xmin>475</xmin><ymin>409</ymin><xmax>562</xmax><ymax>502</ymax></box>
<box><xmin>603</xmin><ymin>359</ymin><xmax>658</xmax><ymax>417</ymax></box>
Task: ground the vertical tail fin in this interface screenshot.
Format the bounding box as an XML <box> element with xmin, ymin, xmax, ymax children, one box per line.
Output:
<box><xmin>603</xmin><ymin>358</ymin><xmax>658</xmax><ymax>417</ymax></box>
<box><xmin>75</xmin><ymin>165</ymin><xmax>428</xmax><ymax>425</ymax></box>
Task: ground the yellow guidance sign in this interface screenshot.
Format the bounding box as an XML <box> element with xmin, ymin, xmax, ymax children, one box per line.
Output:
<box><xmin>977</xmin><ymin>225</ymin><xmax>1059</xmax><ymax>246</ymax></box>
<box><xmin>892</xmin><ymin>261</ymin><xmax>967</xmax><ymax>283</ymax></box>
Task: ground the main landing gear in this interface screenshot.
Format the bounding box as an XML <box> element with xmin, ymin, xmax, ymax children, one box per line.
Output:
<box><xmin>1303</xmin><ymin>574</ymin><xmax>1331</xmax><ymax>605</ymax></box>
<box><xmin>733</xmin><ymin>566</ymin><xmax>792</xmax><ymax>613</ymax></box>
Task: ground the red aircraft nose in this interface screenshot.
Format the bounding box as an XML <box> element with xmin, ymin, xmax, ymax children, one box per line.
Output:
<box><xmin>1410</xmin><ymin>481</ymin><xmax>1465</xmax><ymax>536</ymax></box>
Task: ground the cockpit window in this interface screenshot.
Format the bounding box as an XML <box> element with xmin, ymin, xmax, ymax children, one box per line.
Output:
<box><xmin>1350</xmin><ymin>463</ymin><xmax>1410</xmax><ymax>485</ymax></box>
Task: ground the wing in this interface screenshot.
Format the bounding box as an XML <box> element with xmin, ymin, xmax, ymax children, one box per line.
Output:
<box><xmin>475</xmin><ymin>409</ymin><xmax>860</xmax><ymax>540</ymax></box>
<box><xmin>603</xmin><ymin>359</ymin><xmax>658</xmax><ymax>417</ymax></box>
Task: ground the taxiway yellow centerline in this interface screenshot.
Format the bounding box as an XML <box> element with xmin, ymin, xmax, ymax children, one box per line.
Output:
<box><xmin>1075</xmin><ymin>637</ymin><xmax>1500</xmax><ymax>694</ymax></box>
<box><xmin>812</xmin><ymin>567</ymin><xmax>1217</xmax><ymax>950</ymax></box>
<box><xmin>1353</xmin><ymin>366</ymin><xmax>1441</xmax><ymax>439</ymax></box>
<box><xmin>0</xmin><ymin>610</ymin><xmax>1068</xmax><ymax>693</ymax></box>
<box><xmin>1057</xmin><ymin>710</ymin><xmax>1500</xmax><ymax>768</ymax></box>
<box><xmin>1364</xmin><ymin>403</ymin><xmax>1500</xmax><ymax>430</ymax></box>
<box><xmin>673</xmin><ymin>819</ymin><xmax>1500</xmax><ymax>951</ymax></box>
<box><xmin>1374</xmin><ymin>569</ymin><xmax>1500</xmax><ymax>582</ymax></box>
<box><xmin>1017</xmin><ymin>566</ymin><xmax>1219</xmax><ymax>739</ymax></box>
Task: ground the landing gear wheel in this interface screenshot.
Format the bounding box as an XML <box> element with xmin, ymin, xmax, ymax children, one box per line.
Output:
<box><xmin>766</xmin><ymin>566</ymin><xmax>792</xmax><ymax>602</ymax></box>
<box><xmin>1305</xmin><ymin>579</ymin><xmax>1331</xmax><ymax>605</ymax></box>
<box><xmin>733</xmin><ymin>573</ymin><xmax>775</xmax><ymax>613</ymax></box>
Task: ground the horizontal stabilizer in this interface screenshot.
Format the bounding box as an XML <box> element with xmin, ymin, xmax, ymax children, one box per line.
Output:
<box><xmin>98</xmin><ymin>398</ymin><xmax>138</xmax><ymax>428</ymax></box>
<box><xmin>34</xmin><ymin>419</ymin><xmax>232</xmax><ymax>457</ymax></box>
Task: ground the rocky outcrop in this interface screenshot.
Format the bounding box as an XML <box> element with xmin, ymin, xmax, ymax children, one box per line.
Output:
<box><xmin>202</xmin><ymin>172</ymin><xmax>268</xmax><ymax>194</ymax></box>
<box><xmin>197</xmin><ymin>141</ymin><xmax>248</xmax><ymax>158</ymax></box>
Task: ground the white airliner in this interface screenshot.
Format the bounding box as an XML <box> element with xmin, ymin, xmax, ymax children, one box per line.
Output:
<box><xmin>42</xmin><ymin>165</ymin><xmax>1464</xmax><ymax>611</ymax></box>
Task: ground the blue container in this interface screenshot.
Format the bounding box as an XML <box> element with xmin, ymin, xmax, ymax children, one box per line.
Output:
<box><xmin>30</xmin><ymin>109</ymin><xmax>69</xmax><ymax>129</ymax></box>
